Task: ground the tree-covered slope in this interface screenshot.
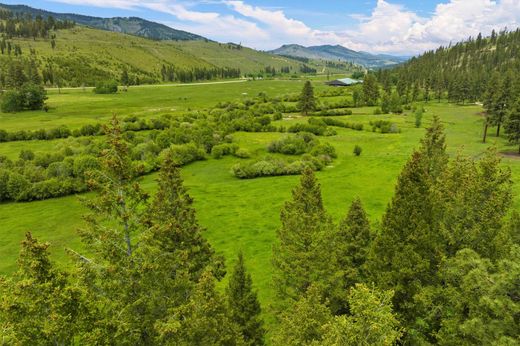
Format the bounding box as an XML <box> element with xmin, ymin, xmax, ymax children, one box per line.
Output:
<box><xmin>389</xmin><ymin>29</ymin><xmax>520</xmax><ymax>103</ymax></box>
<box><xmin>0</xmin><ymin>3</ymin><xmax>207</xmax><ymax>41</ymax></box>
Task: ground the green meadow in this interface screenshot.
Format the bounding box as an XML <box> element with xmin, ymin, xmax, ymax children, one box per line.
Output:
<box><xmin>0</xmin><ymin>79</ymin><xmax>518</xmax><ymax>312</ymax></box>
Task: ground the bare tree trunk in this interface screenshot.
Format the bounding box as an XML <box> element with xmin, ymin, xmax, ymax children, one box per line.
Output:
<box><xmin>496</xmin><ymin>123</ymin><xmax>501</xmax><ymax>137</ymax></box>
<box><xmin>483</xmin><ymin>121</ymin><xmax>488</xmax><ymax>143</ymax></box>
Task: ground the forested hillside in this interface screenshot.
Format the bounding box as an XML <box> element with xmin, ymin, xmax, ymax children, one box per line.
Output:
<box><xmin>387</xmin><ymin>28</ymin><xmax>520</xmax><ymax>103</ymax></box>
<box><xmin>0</xmin><ymin>22</ymin><xmax>353</xmax><ymax>87</ymax></box>
<box><xmin>0</xmin><ymin>3</ymin><xmax>207</xmax><ymax>41</ymax></box>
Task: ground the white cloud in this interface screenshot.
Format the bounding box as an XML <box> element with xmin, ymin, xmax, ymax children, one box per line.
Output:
<box><xmin>49</xmin><ymin>0</ymin><xmax>520</xmax><ymax>55</ymax></box>
<box><xmin>343</xmin><ymin>0</ymin><xmax>520</xmax><ymax>54</ymax></box>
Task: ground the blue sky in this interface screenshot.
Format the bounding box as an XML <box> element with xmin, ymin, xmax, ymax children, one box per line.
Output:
<box><xmin>5</xmin><ymin>0</ymin><xmax>520</xmax><ymax>54</ymax></box>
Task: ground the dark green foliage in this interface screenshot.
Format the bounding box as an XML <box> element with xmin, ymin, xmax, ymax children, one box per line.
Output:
<box><xmin>272</xmin><ymin>168</ymin><xmax>339</xmax><ymax>306</ymax></box>
<box><xmin>232</xmin><ymin>154</ymin><xmax>332</xmax><ymax>179</ymax></box>
<box><xmin>353</xmin><ymin>145</ymin><xmax>362</xmax><ymax>156</ymax></box>
<box><xmin>362</xmin><ymin>74</ymin><xmax>380</xmax><ymax>106</ymax></box>
<box><xmin>93</xmin><ymin>80</ymin><xmax>118</xmax><ymax>94</ymax></box>
<box><xmin>156</xmin><ymin>271</ymin><xmax>243</xmax><ymax>345</ymax></box>
<box><xmin>298</xmin><ymin>81</ymin><xmax>317</xmax><ymax>116</ymax></box>
<box><xmin>505</xmin><ymin>98</ymin><xmax>520</xmax><ymax>153</ymax></box>
<box><xmin>1</xmin><ymin>83</ymin><xmax>47</xmax><ymax>112</ymax></box>
<box><xmin>271</xmin><ymin>285</ymin><xmax>332</xmax><ymax>346</ymax></box>
<box><xmin>0</xmin><ymin>233</ymin><xmax>91</xmax><ymax>344</ymax></box>
<box><xmin>336</xmin><ymin>198</ymin><xmax>371</xmax><ymax>290</ymax></box>
<box><xmin>226</xmin><ymin>252</ymin><xmax>265</xmax><ymax>345</ymax></box>
<box><xmin>268</xmin><ymin>132</ymin><xmax>318</xmax><ymax>155</ymax></box>
<box><xmin>415</xmin><ymin>107</ymin><xmax>423</xmax><ymax>128</ymax></box>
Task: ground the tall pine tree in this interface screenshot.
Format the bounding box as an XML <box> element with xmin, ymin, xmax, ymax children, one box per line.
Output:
<box><xmin>226</xmin><ymin>251</ymin><xmax>265</xmax><ymax>346</ymax></box>
<box><xmin>297</xmin><ymin>81</ymin><xmax>317</xmax><ymax>116</ymax></box>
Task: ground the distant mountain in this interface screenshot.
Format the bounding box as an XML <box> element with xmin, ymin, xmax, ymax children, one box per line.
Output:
<box><xmin>270</xmin><ymin>44</ymin><xmax>408</xmax><ymax>69</ymax></box>
<box><xmin>0</xmin><ymin>3</ymin><xmax>207</xmax><ymax>41</ymax></box>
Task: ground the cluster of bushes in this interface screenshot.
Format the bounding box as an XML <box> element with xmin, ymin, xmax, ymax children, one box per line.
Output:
<box><xmin>0</xmin><ymin>124</ymin><xmax>217</xmax><ymax>202</ymax></box>
<box><xmin>317</xmin><ymin>99</ymin><xmax>353</xmax><ymax>111</ymax></box>
<box><xmin>317</xmin><ymin>88</ymin><xmax>349</xmax><ymax>97</ymax></box>
<box><xmin>0</xmin><ymin>151</ymin><xmax>99</xmax><ymax>202</ymax></box>
<box><xmin>0</xmin><ymin>116</ymin><xmax>171</xmax><ymax>143</ymax></box>
<box><xmin>232</xmin><ymin>154</ymin><xmax>331</xmax><ymax>179</ymax></box>
<box><xmin>93</xmin><ymin>81</ymin><xmax>118</xmax><ymax>94</ymax></box>
<box><xmin>370</xmin><ymin>120</ymin><xmax>401</xmax><ymax>133</ymax></box>
<box><xmin>314</xmin><ymin>108</ymin><xmax>353</xmax><ymax>116</ymax></box>
<box><xmin>311</xmin><ymin>118</ymin><xmax>364</xmax><ymax>131</ymax></box>
<box><xmin>267</xmin><ymin>132</ymin><xmax>318</xmax><ymax>155</ymax></box>
<box><xmin>287</xmin><ymin>122</ymin><xmax>336</xmax><ymax>136</ymax></box>
<box><xmin>211</xmin><ymin>143</ymin><xmax>251</xmax><ymax>159</ymax></box>
<box><xmin>1</xmin><ymin>83</ymin><xmax>47</xmax><ymax>112</ymax></box>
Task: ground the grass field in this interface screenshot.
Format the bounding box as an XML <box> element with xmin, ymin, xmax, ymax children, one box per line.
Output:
<box><xmin>1</xmin><ymin>79</ymin><xmax>519</xmax><ymax>318</ymax></box>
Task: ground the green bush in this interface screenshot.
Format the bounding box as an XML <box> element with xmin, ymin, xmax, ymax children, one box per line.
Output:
<box><xmin>165</xmin><ymin>143</ymin><xmax>206</xmax><ymax>166</ymax></box>
<box><xmin>268</xmin><ymin>132</ymin><xmax>316</xmax><ymax>155</ymax></box>
<box><xmin>234</xmin><ymin>148</ymin><xmax>251</xmax><ymax>158</ymax></box>
<box><xmin>93</xmin><ymin>81</ymin><xmax>118</xmax><ymax>94</ymax></box>
<box><xmin>232</xmin><ymin>155</ymin><xmax>327</xmax><ymax>179</ymax></box>
<box><xmin>211</xmin><ymin>143</ymin><xmax>239</xmax><ymax>159</ymax></box>
<box><xmin>1</xmin><ymin>84</ymin><xmax>47</xmax><ymax>112</ymax></box>
<box><xmin>354</xmin><ymin>145</ymin><xmax>362</xmax><ymax>156</ymax></box>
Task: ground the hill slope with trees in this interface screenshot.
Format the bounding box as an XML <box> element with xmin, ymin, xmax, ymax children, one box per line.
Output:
<box><xmin>0</xmin><ymin>3</ymin><xmax>207</xmax><ymax>41</ymax></box>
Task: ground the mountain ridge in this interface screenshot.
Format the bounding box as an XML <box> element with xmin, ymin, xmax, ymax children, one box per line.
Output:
<box><xmin>270</xmin><ymin>44</ymin><xmax>408</xmax><ymax>69</ymax></box>
<box><xmin>0</xmin><ymin>3</ymin><xmax>207</xmax><ymax>41</ymax></box>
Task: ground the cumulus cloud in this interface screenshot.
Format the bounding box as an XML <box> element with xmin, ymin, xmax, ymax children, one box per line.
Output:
<box><xmin>49</xmin><ymin>0</ymin><xmax>520</xmax><ymax>55</ymax></box>
<box><xmin>343</xmin><ymin>0</ymin><xmax>520</xmax><ymax>54</ymax></box>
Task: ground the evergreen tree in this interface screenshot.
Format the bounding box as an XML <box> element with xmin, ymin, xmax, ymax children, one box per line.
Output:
<box><xmin>271</xmin><ymin>285</ymin><xmax>332</xmax><ymax>346</ymax></box>
<box><xmin>144</xmin><ymin>149</ymin><xmax>221</xmax><ymax>281</ymax></box>
<box><xmin>0</xmin><ymin>233</ymin><xmax>92</xmax><ymax>344</ymax></box>
<box><xmin>419</xmin><ymin>115</ymin><xmax>449</xmax><ymax>180</ymax></box>
<box><xmin>298</xmin><ymin>81</ymin><xmax>317</xmax><ymax>116</ymax></box>
<box><xmin>505</xmin><ymin>97</ymin><xmax>520</xmax><ymax>154</ymax></box>
<box><xmin>156</xmin><ymin>270</ymin><xmax>244</xmax><ymax>345</ymax></box>
<box><xmin>272</xmin><ymin>168</ymin><xmax>338</xmax><ymax>307</ymax></box>
<box><xmin>226</xmin><ymin>251</ymin><xmax>265</xmax><ymax>346</ymax></box>
<box><xmin>362</xmin><ymin>74</ymin><xmax>380</xmax><ymax>106</ymax></box>
<box><xmin>320</xmin><ymin>284</ymin><xmax>402</xmax><ymax>346</ymax></box>
<box><xmin>436</xmin><ymin>148</ymin><xmax>512</xmax><ymax>259</ymax></box>
<box><xmin>380</xmin><ymin>91</ymin><xmax>390</xmax><ymax>114</ymax></box>
<box><xmin>74</xmin><ymin>116</ymin><xmax>152</xmax><ymax>343</ymax></box>
<box><xmin>336</xmin><ymin>198</ymin><xmax>371</xmax><ymax>292</ymax></box>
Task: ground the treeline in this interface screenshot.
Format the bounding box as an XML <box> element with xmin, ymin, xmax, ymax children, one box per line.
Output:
<box><xmin>0</xmin><ymin>10</ymin><xmax>74</xmax><ymax>39</ymax></box>
<box><xmin>160</xmin><ymin>64</ymin><xmax>241</xmax><ymax>83</ymax></box>
<box><xmin>2</xmin><ymin>116</ymin><xmax>518</xmax><ymax>344</ymax></box>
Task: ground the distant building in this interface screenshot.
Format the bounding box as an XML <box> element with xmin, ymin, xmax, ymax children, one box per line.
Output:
<box><xmin>326</xmin><ymin>78</ymin><xmax>363</xmax><ymax>87</ymax></box>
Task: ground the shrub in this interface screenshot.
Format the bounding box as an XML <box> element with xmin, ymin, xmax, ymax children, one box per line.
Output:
<box><xmin>1</xmin><ymin>90</ymin><xmax>24</xmax><ymax>112</ymax></box>
<box><xmin>268</xmin><ymin>133</ymin><xmax>316</xmax><ymax>155</ymax></box>
<box><xmin>373</xmin><ymin>108</ymin><xmax>382</xmax><ymax>115</ymax></box>
<box><xmin>93</xmin><ymin>80</ymin><xmax>118</xmax><ymax>94</ymax></box>
<box><xmin>1</xmin><ymin>84</ymin><xmax>47</xmax><ymax>113</ymax></box>
<box><xmin>7</xmin><ymin>172</ymin><xmax>30</xmax><ymax>201</ymax></box>
<box><xmin>19</xmin><ymin>149</ymin><xmax>35</xmax><ymax>161</ymax></box>
<box><xmin>234</xmin><ymin>148</ymin><xmax>251</xmax><ymax>158</ymax></box>
<box><xmin>354</xmin><ymin>145</ymin><xmax>362</xmax><ymax>156</ymax></box>
<box><xmin>211</xmin><ymin>143</ymin><xmax>239</xmax><ymax>159</ymax></box>
<box><xmin>232</xmin><ymin>155</ymin><xmax>325</xmax><ymax>179</ymax></box>
<box><xmin>166</xmin><ymin>143</ymin><xmax>206</xmax><ymax>166</ymax></box>
<box><xmin>415</xmin><ymin>108</ymin><xmax>423</xmax><ymax>128</ymax></box>
<box><xmin>23</xmin><ymin>84</ymin><xmax>48</xmax><ymax>110</ymax></box>
<box><xmin>273</xmin><ymin>112</ymin><xmax>283</xmax><ymax>121</ymax></box>
<box><xmin>73</xmin><ymin>155</ymin><xmax>100</xmax><ymax>179</ymax></box>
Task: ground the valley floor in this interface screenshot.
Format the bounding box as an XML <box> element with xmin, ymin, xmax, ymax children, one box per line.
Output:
<box><xmin>0</xmin><ymin>79</ymin><xmax>518</xmax><ymax>320</ymax></box>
